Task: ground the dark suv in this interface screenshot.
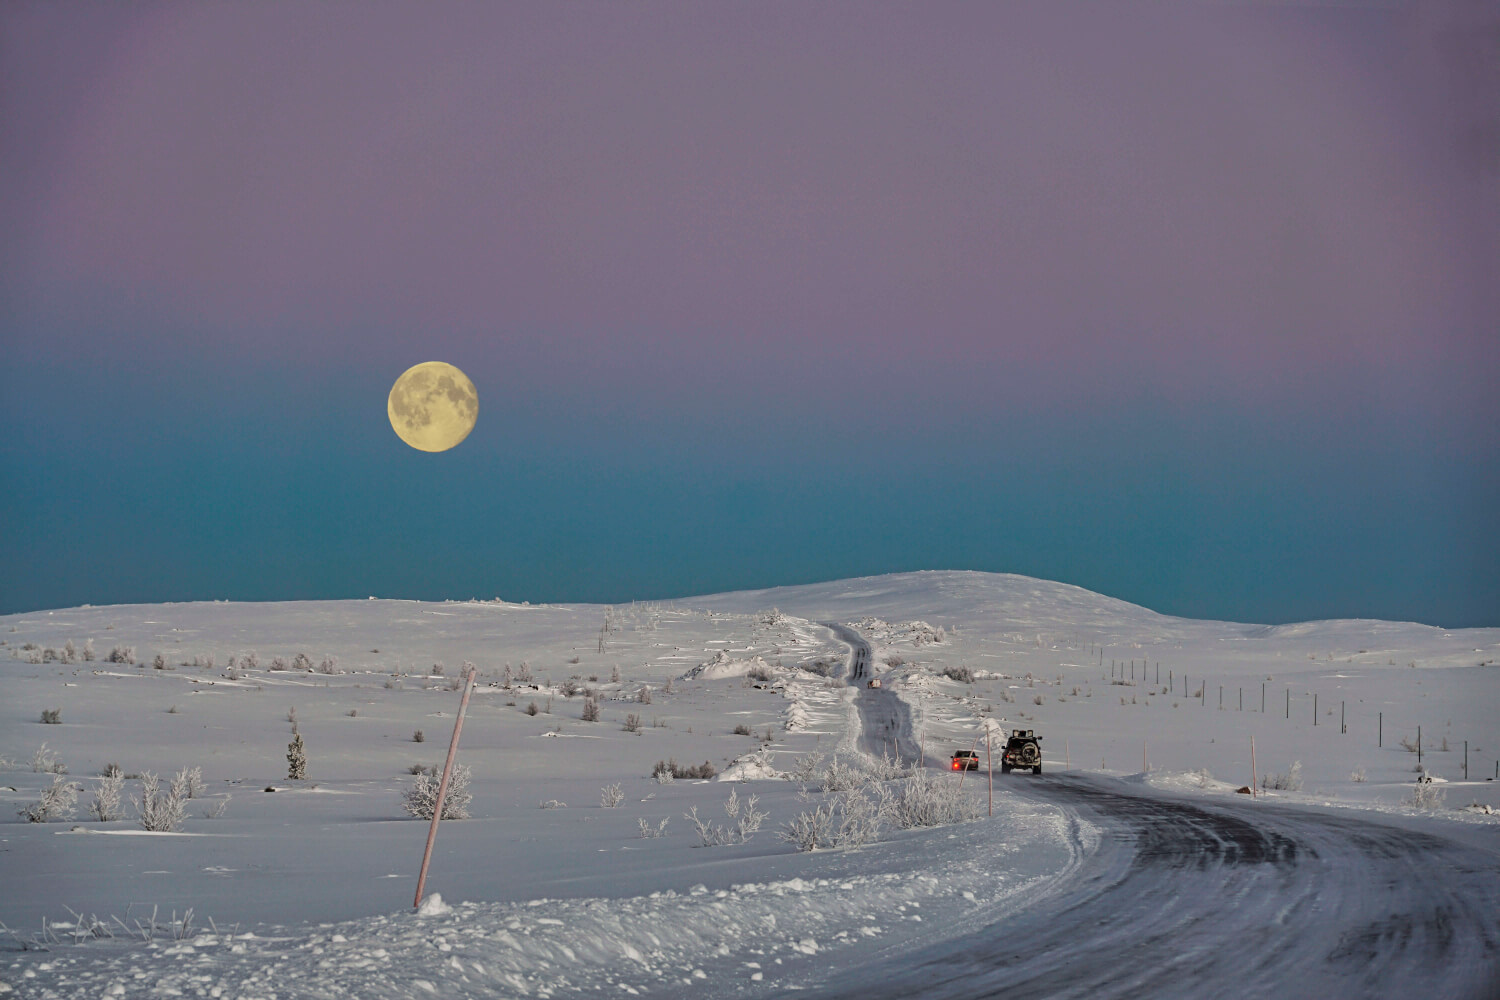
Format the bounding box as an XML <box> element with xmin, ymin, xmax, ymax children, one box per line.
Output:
<box><xmin>1000</xmin><ymin>730</ymin><xmax>1042</xmax><ymax>774</ymax></box>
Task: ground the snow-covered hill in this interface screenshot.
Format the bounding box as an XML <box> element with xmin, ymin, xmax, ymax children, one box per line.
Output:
<box><xmin>1</xmin><ymin>571</ymin><xmax>1496</xmax><ymax>997</ymax></box>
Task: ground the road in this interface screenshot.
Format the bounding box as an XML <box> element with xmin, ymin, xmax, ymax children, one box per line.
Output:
<box><xmin>821</xmin><ymin>624</ymin><xmax>1500</xmax><ymax>1000</ymax></box>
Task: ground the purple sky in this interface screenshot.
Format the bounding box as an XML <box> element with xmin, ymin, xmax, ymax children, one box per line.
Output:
<box><xmin>1</xmin><ymin>1</ymin><xmax>1496</xmax><ymax>622</ymax></box>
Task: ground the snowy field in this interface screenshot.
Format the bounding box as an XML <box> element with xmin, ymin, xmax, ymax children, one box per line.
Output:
<box><xmin>1</xmin><ymin>571</ymin><xmax>1496</xmax><ymax>998</ymax></box>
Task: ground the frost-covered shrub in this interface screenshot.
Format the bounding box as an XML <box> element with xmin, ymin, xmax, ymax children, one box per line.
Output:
<box><xmin>106</xmin><ymin>646</ymin><xmax>136</xmax><ymax>664</ymax></box>
<box><xmin>1350</xmin><ymin>768</ymin><xmax>1367</xmax><ymax>783</ymax></box>
<box><xmin>867</xmin><ymin>750</ymin><xmax>911</xmax><ymax>781</ymax></box>
<box><xmin>31</xmin><ymin>743</ymin><xmax>66</xmax><ymax>774</ymax></box>
<box><xmin>402</xmin><ymin>764</ymin><xmax>472</xmax><ymax>820</ymax></box>
<box><xmin>81</xmin><ymin>639</ymin><xmax>95</xmax><ymax>662</ymax></box>
<box><xmin>637</xmin><ymin>817</ymin><xmax>670</xmax><ymax>838</ymax></box>
<box><xmin>515</xmin><ymin>661</ymin><xmax>533</xmax><ymax>684</ymax></box>
<box><xmin>1261</xmin><ymin>761</ymin><xmax>1303</xmax><ymax>792</ymax></box>
<box><xmin>240</xmin><ymin>651</ymin><xmax>259</xmax><ymax>670</ymax></box>
<box><xmin>941</xmin><ymin>664</ymin><xmax>975</xmax><ymax>684</ymax></box>
<box><xmin>61</xmin><ymin>640</ymin><xmax>77</xmax><ymax>664</ymax></box>
<box><xmin>174</xmin><ymin>766</ymin><xmax>205</xmax><ymax>798</ymax></box>
<box><xmin>525</xmin><ymin>702</ymin><xmax>539</xmax><ymax>717</ymax></box>
<box><xmin>135</xmin><ymin>772</ymin><xmax>187</xmax><ymax>832</ymax></box>
<box><xmin>786</xmin><ymin>750</ymin><xmax>825</xmax><ymax>785</ymax></box>
<box><xmin>581</xmin><ymin>697</ymin><xmax>600</xmax><ymax>722</ymax></box>
<box><xmin>291</xmin><ymin>652</ymin><xmax>313</xmax><ymax>672</ymax></box>
<box><xmin>90</xmin><ymin>771</ymin><xmax>125</xmax><ymax>821</ymax></box>
<box><xmin>636</xmin><ymin>685</ymin><xmax>652</xmax><ymax>705</ymax></box>
<box><xmin>317</xmin><ymin>656</ymin><xmax>338</xmax><ymax>674</ymax></box>
<box><xmin>881</xmin><ymin>768</ymin><xmax>981</xmax><ymax>829</ymax></box>
<box><xmin>746</xmin><ymin>663</ymin><xmax>774</xmax><ymax>683</ymax></box>
<box><xmin>821</xmin><ymin>754</ymin><xmax>865</xmax><ymax>793</ymax></box>
<box><xmin>609</xmin><ymin>664</ymin><xmax>620</xmax><ymax>684</ymax></box>
<box><xmin>1409</xmin><ymin>780</ymin><xmax>1445</xmax><ymax>810</ymax></box>
<box><xmin>20</xmin><ymin>775</ymin><xmax>81</xmax><ymax>823</ymax></box>
<box><xmin>623</xmin><ymin>713</ymin><xmax>642</xmax><ymax>733</ymax></box>
<box><xmin>39</xmin><ymin>708</ymin><xmax>61</xmax><ymax>724</ymax></box>
<box><xmin>153</xmin><ymin>653</ymin><xmax>168</xmax><ymax>670</ymax></box>
<box><xmin>269</xmin><ymin>656</ymin><xmax>290</xmax><ymax>671</ymax></box>
<box><xmin>780</xmin><ymin>789</ymin><xmax>880</xmax><ymax>852</ymax></box>
<box><xmin>733</xmin><ymin>724</ymin><xmax>752</xmax><ymax>736</ymax></box>
<box><xmin>685</xmin><ymin>788</ymin><xmax>766</xmax><ymax>846</ymax></box>
<box><xmin>600</xmin><ymin>783</ymin><xmax>624</xmax><ymax>808</ymax></box>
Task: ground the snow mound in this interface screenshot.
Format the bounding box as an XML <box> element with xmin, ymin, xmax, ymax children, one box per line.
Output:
<box><xmin>719</xmin><ymin>748</ymin><xmax>784</xmax><ymax>781</ymax></box>
<box><xmin>683</xmin><ymin>649</ymin><xmax>774</xmax><ymax>680</ymax></box>
<box><xmin>416</xmin><ymin>894</ymin><xmax>451</xmax><ymax>917</ymax></box>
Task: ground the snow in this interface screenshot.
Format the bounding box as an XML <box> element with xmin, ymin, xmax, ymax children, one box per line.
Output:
<box><xmin>1</xmin><ymin>572</ymin><xmax>1497</xmax><ymax>997</ymax></box>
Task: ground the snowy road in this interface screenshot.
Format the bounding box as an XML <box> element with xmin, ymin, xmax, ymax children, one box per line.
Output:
<box><xmin>823</xmin><ymin>628</ymin><xmax>1500</xmax><ymax>999</ymax></box>
<box><xmin>827</xmin><ymin>623</ymin><xmax>918</xmax><ymax>763</ymax></box>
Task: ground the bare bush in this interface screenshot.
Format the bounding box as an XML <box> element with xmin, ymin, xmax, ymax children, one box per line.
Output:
<box><xmin>581</xmin><ymin>697</ymin><xmax>601</xmax><ymax>722</ymax></box>
<box><xmin>636</xmin><ymin>685</ymin><xmax>653</xmax><ymax>704</ymax></box>
<box><xmin>31</xmin><ymin>743</ymin><xmax>66</xmax><ymax>774</ymax></box>
<box><xmin>515</xmin><ymin>662</ymin><xmax>534</xmax><ymax>685</ymax></box>
<box><xmin>1350</xmin><ymin>767</ymin><xmax>1367</xmax><ymax>783</ymax></box>
<box><xmin>821</xmin><ymin>754</ymin><xmax>865</xmax><ymax>793</ymax></box>
<box><xmin>867</xmin><ymin>750</ymin><xmax>911</xmax><ymax>781</ymax></box>
<box><xmin>685</xmin><ymin>788</ymin><xmax>767</xmax><ymax>846</ymax></box>
<box><xmin>202</xmin><ymin>795</ymin><xmax>231</xmax><ymax>819</ymax></box>
<box><xmin>292</xmin><ymin>653</ymin><xmax>313</xmax><ymax>672</ymax></box>
<box><xmin>653</xmin><ymin>758</ymin><xmax>716</xmax><ymax>781</ymax></box>
<box><xmin>106</xmin><ymin>646</ymin><xmax>136</xmax><ymax>665</ymax></box>
<box><xmin>1033</xmin><ymin>694</ymin><xmax>1045</xmax><ymax>706</ymax></box>
<box><xmin>539</xmin><ymin>799</ymin><xmax>566</xmax><ymax>809</ymax></box>
<box><xmin>600</xmin><ymin>783</ymin><xmax>624</xmax><ymax>808</ymax></box>
<box><xmin>637</xmin><ymin>817</ymin><xmax>670</xmax><ymax>838</ymax></box>
<box><xmin>39</xmin><ymin>708</ymin><xmax>61</xmax><ymax>724</ymax></box>
<box><xmin>610</xmin><ymin>664</ymin><xmax>620</xmax><ymax>684</ymax></box>
<box><xmin>135</xmin><ymin>772</ymin><xmax>187</xmax><ymax>832</ymax></box>
<box><xmin>623</xmin><ymin>713</ymin><xmax>642</xmax><ymax>733</ymax></box>
<box><xmin>90</xmin><ymin>771</ymin><xmax>125</xmax><ymax>821</ymax></box>
<box><xmin>20</xmin><ymin>775</ymin><xmax>81</xmax><ymax>822</ymax></box>
<box><xmin>525</xmin><ymin>702</ymin><xmax>539</xmax><ymax>716</ymax></box>
<box><xmin>733</xmin><ymin>724</ymin><xmax>752</xmax><ymax>736</ymax></box>
<box><xmin>413</xmin><ymin>729</ymin><xmax>426</xmax><ymax>742</ymax></box>
<box><xmin>1409</xmin><ymin>780</ymin><xmax>1446</xmax><ymax>810</ymax></box>
<box><xmin>1261</xmin><ymin>761</ymin><xmax>1303</xmax><ymax>792</ymax></box>
<box><xmin>269</xmin><ymin>657</ymin><xmax>289</xmax><ymax>671</ymax></box>
<box><xmin>317</xmin><ymin>656</ymin><xmax>338</xmax><ymax>674</ymax></box>
<box><xmin>780</xmin><ymin>789</ymin><xmax>880</xmax><ymax>852</ymax></box>
<box><xmin>746</xmin><ymin>663</ymin><xmax>774</xmax><ymax>683</ymax></box>
<box><xmin>786</xmin><ymin>750</ymin><xmax>826</xmax><ymax>785</ymax></box>
<box><xmin>941</xmin><ymin>664</ymin><xmax>975</xmax><ymax>684</ymax></box>
<box><xmin>82</xmin><ymin>639</ymin><xmax>95</xmax><ymax>662</ymax></box>
<box><xmin>402</xmin><ymin>764</ymin><xmax>472</xmax><ymax>820</ymax></box>
<box><xmin>884</xmin><ymin>654</ymin><xmax>907</xmax><ymax>668</ymax></box>
<box><xmin>881</xmin><ymin>768</ymin><xmax>981</xmax><ymax>829</ymax></box>
<box><xmin>173</xmin><ymin>766</ymin><xmax>205</xmax><ymax>798</ymax></box>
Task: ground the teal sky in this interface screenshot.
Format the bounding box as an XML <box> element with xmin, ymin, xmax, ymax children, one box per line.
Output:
<box><xmin>2</xmin><ymin>2</ymin><xmax>1495</xmax><ymax>625</ymax></box>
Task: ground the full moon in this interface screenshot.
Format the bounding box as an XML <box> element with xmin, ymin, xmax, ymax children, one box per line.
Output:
<box><xmin>387</xmin><ymin>362</ymin><xmax>479</xmax><ymax>452</ymax></box>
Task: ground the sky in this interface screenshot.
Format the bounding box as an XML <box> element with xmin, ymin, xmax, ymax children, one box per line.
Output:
<box><xmin>1</xmin><ymin>0</ymin><xmax>1496</xmax><ymax>626</ymax></box>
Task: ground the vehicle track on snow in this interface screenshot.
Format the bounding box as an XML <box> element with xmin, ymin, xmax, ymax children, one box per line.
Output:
<box><xmin>820</xmin><ymin>625</ymin><xmax>1500</xmax><ymax>1000</ymax></box>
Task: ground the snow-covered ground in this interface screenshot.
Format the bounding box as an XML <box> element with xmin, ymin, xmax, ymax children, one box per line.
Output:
<box><xmin>1</xmin><ymin>572</ymin><xmax>1496</xmax><ymax>997</ymax></box>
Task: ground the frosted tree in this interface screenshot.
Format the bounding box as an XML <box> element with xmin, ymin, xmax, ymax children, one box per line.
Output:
<box><xmin>287</xmin><ymin>733</ymin><xmax>307</xmax><ymax>780</ymax></box>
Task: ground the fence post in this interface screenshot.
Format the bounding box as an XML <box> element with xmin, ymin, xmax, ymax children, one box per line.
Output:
<box><xmin>1341</xmin><ymin>701</ymin><xmax>1345</xmax><ymax>734</ymax></box>
<box><xmin>987</xmin><ymin>728</ymin><xmax>993</xmax><ymax>817</ymax></box>
<box><xmin>1464</xmin><ymin>740</ymin><xmax>1468</xmax><ymax>781</ymax></box>
<box><xmin>1261</xmin><ymin>682</ymin><xmax>1265</xmax><ymax>713</ymax></box>
<box><xmin>1379</xmin><ymin>712</ymin><xmax>1382</xmax><ymax>747</ymax></box>
<box><xmin>1286</xmin><ymin>688</ymin><xmax>1290</xmax><ymax>719</ymax></box>
<box><xmin>1314</xmin><ymin>693</ymin><xmax>1318</xmax><ymax>726</ymax></box>
<box><xmin>1417</xmin><ymin>726</ymin><xmax>1422</xmax><ymax>767</ymax></box>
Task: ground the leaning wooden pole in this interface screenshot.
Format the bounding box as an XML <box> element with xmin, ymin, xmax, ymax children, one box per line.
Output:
<box><xmin>414</xmin><ymin>665</ymin><xmax>478</xmax><ymax>909</ymax></box>
<box><xmin>987</xmin><ymin>727</ymin><xmax>993</xmax><ymax>817</ymax></box>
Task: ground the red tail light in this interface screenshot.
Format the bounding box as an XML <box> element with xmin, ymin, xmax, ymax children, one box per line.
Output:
<box><xmin>952</xmin><ymin>761</ymin><xmax>960</xmax><ymax>770</ymax></box>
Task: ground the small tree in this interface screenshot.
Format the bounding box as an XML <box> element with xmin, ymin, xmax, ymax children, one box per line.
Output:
<box><xmin>581</xmin><ymin>697</ymin><xmax>600</xmax><ymax>722</ymax></box>
<box><xmin>287</xmin><ymin>733</ymin><xmax>307</xmax><ymax>780</ymax></box>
